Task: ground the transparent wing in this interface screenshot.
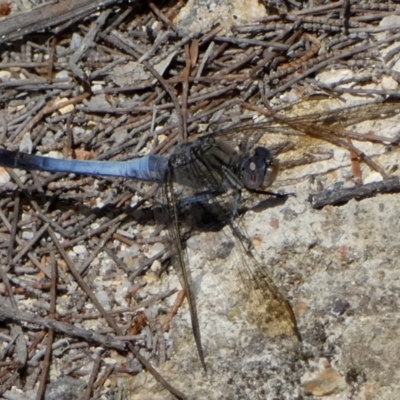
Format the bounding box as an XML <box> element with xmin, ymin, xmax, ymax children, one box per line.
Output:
<box><xmin>178</xmin><ymin>194</ymin><xmax>301</xmax><ymax>344</ymax></box>
<box><xmin>203</xmin><ymin>98</ymin><xmax>400</xmax><ymax>173</ymax></box>
<box><xmin>157</xmin><ymin>98</ymin><xmax>400</xmax><ymax>364</ymax></box>
<box><xmin>159</xmin><ymin>171</ymin><xmax>207</xmax><ymax>371</ymax></box>
<box><xmin>231</xmin><ymin>219</ymin><xmax>301</xmax><ymax>341</ymax></box>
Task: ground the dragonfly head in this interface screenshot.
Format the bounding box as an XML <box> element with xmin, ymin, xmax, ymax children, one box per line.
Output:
<box><xmin>241</xmin><ymin>146</ymin><xmax>278</xmax><ymax>190</ymax></box>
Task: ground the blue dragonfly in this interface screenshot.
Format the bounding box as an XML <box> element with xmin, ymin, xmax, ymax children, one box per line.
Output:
<box><xmin>2</xmin><ymin>98</ymin><xmax>400</xmax><ymax>369</ymax></box>
<box><xmin>0</xmin><ymin>129</ymin><xmax>301</xmax><ymax>371</ymax></box>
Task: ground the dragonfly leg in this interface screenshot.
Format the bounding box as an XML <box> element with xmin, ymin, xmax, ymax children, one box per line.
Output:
<box><xmin>250</xmin><ymin>189</ymin><xmax>295</xmax><ymax>198</ymax></box>
<box><xmin>177</xmin><ymin>190</ymin><xmax>222</xmax><ymax>207</ymax></box>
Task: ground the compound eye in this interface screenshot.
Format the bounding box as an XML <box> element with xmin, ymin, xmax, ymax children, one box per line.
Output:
<box><xmin>241</xmin><ymin>147</ymin><xmax>274</xmax><ymax>189</ymax></box>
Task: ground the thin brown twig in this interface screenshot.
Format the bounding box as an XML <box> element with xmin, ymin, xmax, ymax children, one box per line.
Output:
<box><xmin>0</xmin><ymin>302</ymin><xmax>127</xmax><ymax>351</ymax></box>
<box><xmin>10</xmin><ymin>93</ymin><xmax>90</xmax><ymax>146</ymax></box>
<box><xmin>35</xmin><ymin>252</ymin><xmax>57</xmax><ymax>400</ymax></box>
<box><xmin>93</xmin><ymin>364</ymin><xmax>114</xmax><ymax>391</ymax></box>
<box><xmin>7</xmin><ymin>192</ymin><xmax>20</xmax><ymax>266</ymax></box>
<box><xmin>78</xmin><ymin>223</ymin><xmax>122</xmax><ymax>275</ymax></box>
<box><xmin>142</xmin><ymin>59</ymin><xmax>186</xmax><ymax>144</ymax></box>
<box><xmin>347</xmin><ymin>137</ymin><xmax>362</xmax><ymax>186</ymax></box>
<box><xmin>47</xmin><ymin>37</ymin><xmax>57</xmax><ymax>83</ymax></box>
<box><xmin>75</xmin><ymin>289</ymin><xmax>177</xmax><ymax>321</ymax></box>
<box><xmin>80</xmin><ymin>355</ymin><xmax>102</xmax><ymax>400</ymax></box>
<box><xmin>163</xmin><ymin>290</ymin><xmax>186</xmax><ymax>333</ymax></box>
<box><xmin>312</xmin><ymin>177</ymin><xmax>400</xmax><ymax>208</ymax></box>
<box><xmin>147</xmin><ymin>0</ymin><xmax>178</xmax><ymax>32</ymax></box>
<box><xmin>181</xmin><ymin>43</ymin><xmax>192</xmax><ymax>142</ymax></box>
<box><xmin>4</xmin><ymin>169</ymin><xmax>187</xmax><ymax>398</ymax></box>
<box><xmin>12</xmin><ymin>223</ymin><xmax>50</xmax><ymax>265</ymax></box>
<box><xmin>267</xmin><ymin>32</ymin><xmax>400</xmax><ymax>98</ymax></box>
<box><xmin>69</xmin><ymin>9</ymin><xmax>112</xmax><ymax>81</ymax></box>
<box><xmin>0</xmin><ymin>0</ymin><xmax>125</xmax><ymax>43</ymax></box>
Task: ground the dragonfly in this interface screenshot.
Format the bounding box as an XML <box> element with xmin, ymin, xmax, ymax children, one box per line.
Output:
<box><xmin>1</xmin><ymin>98</ymin><xmax>398</xmax><ymax>371</ymax></box>
<box><xmin>0</xmin><ymin>124</ymin><xmax>302</xmax><ymax>370</ymax></box>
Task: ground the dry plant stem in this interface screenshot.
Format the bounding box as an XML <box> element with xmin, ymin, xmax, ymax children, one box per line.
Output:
<box><xmin>49</xmin><ymin>228</ymin><xmax>185</xmax><ymax>398</ymax></box>
<box><xmin>0</xmin><ymin>206</ymin><xmax>50</xmax><ymax>277</ymax></box>
<box><xmin>163</xmin><ymin>290</ymin><xmax>186</xmax><ymax>333</ymax></box>
<box><xmin>267</xmin><ymin>32</ymin><xmax>400</xmax><ymax>98</ymax></box>
<box><xmin>76</xmin><ymin>289</ymin><xmax>178</xmax><ymax>321</ymax></box>
<box><xmin>296</xmin><ymin>0</ymin><xmax>345</xmax><ymax>15</ymax></box>
<box><xmin>312</xmin><ymin>177</ymin><xmax>400</xmax><ymax>208</ymax></box>
<box><xmin>0</xmin><ymin>264</ymin><xmax>16</xmax><ymax>309</ymax></box>
<box><xmin>0</xmin><ymin>303</ymin><xmax>126</xmax><ymax>351</ymax></box>
<box><xmin>69</xmin><ymin>10</ymin><xmax>112</xmax><ymax>81</ymax></box>
<box><xmin>0</xmin><ymin>0</ymin><xmax>125</xmax><ymax>43</ymax></box>
<box><xmin>129</xmin><ymin>250</ymin><xmax>165</xmax><ymax>280</ymax></box>
<box><xmin>35</xmin><ymin>252</ymin><xmax>57</xmax><ymax>400</ymax></box>
<box><xmin>0</xmin><ymin>289</ymin><xmax>27</xmax><ymax>369</ymax></box>
<box><xmin>305</xmin><ymin>128</ymin><xmax>389</xmax><ymax>179</ymax></box>
<box><xmin>30</xmin><ymin>171</ymin><xmax>47</xmax><ymax>203</ymax></box>
<box><xmin>142</xmin><ymin>60</ymin><xmax>186</xmax><ymax>144</ymax></box>
<box><xmin>103</xmin><ymin>246</ymin><xmax>130</xmax><ymax>274</ymax></box>
<box><xmin>36</xmin><ymin>213</ymin><xmax>73</xmax><ymax>239</ymax></box>
<box><xmin>8</xmin><ymin>277</ymin><xmax>50</xmax><ymax>301</ymax></box>
<box><xmin>181</xmin><ymin>43</ymin><xmax>192</xmax><ymax>142</ymax></box>
<box><xmin>5</xmin><ymin>169</ymin><xmax>187</xmax><ymax>399</ymax></box>
<box><xmin>0</xmin><ymin>334</ymin><xmax>19</xmax><ymax>363</ymax></box>
<box><xmin>81</xmin><ymin>355</ymin><xmax>102</xmax><ymax>400</ymax></box>
<box><xmin>28</xmin><ymin>331</ymin><xmax>48</xmax><ymax>356</ymax></box>
<box><xmin>78</xmin><ymin>223</ymin><xmax>122</xmax><ymax>276</ymax></box>
<box><xmin>10</xmin><ymin>93</ymin><xmax>90</xmax><ymax>147</ymax></box>
<box><xmin>59</xmin><ymin>213</ymin><xmax>128</xmax><ymax>249</ymax></box>
<box><xmin>8</xmin><ymin>192</ymin><xmax>20</xmax><ymax>266</ymax></box>
<box><xmin>93</xmin><ymin>364</ymin><xmax>113</xmax><ymax>391</ymax></box>
<box><xmin>147</xmin><ymin>0</ymin><xmax>178</xmax><ymax>32</ymax></box>
<box><xmin>47</xmin><ymin>38</ymin><xmax>57</xmax><ymax>83</ymax></box>
<box><xmin>12</xmin><ymin>223</ymin><xmax>50</xmax><ymax>265</ymax></box>
<box><xmin>347</xmin><ymin>137</ymin><xmax>362</xmax><ymax>186</ymax></box>
<box><xmin>0</xmin><ymin>243</ymin><xmax>24</xmax><ymax>372</ymax></box>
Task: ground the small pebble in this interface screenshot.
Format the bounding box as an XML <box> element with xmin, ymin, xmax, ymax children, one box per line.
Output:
<box><xmin>0</xmin><ymin>70</ymin><xmax>12</xmax><ymax>81</ymax></box>
<box><xmin>96</xmin><ymin>290</ymin><xmax>111</xmax><ymax>310</ymax></box>
<box><xmin>54</xmin><ymin>70</ymin><xmax>70</xmax><ymax>80</ymax></box>
<box><xmin>55</xmin><ymin>97</ymin><xmax>74</xmax><ymax>114</ymax></box>
<box><xmin>303</xmin><ymin>368</ymin><xmax>347</xmax><ymax>396</ymax></box>
<box><xmin>21</xmin><ymin>231</ymin><xmax>34</xmax><ymax>240</ymax></box>
<box><xmin>72</xmin><ymin>244</ymin><xmax>86</xmax><ymax>255</ymax></box>
<box><xmin>0</xmin><ymin>168</ymin><xmax>10</xmax><ymax>184</ymax></box>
